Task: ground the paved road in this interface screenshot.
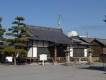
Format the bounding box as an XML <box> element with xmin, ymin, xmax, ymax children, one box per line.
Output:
<box><xmin>0</xmin><ymin>63</ymin><xmax>105</xmax><ymax>80</ymax></box>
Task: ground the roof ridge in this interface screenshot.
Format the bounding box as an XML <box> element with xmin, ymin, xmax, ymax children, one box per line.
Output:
<box><xmin>96</xmin><ymin>38</ymin><xmax>106</xmax><ymax>40</ymax></box>
<box><xmin>27</xmin><ymin>25</ymin><xmax>62</xmax><ymax>31</ymax></box>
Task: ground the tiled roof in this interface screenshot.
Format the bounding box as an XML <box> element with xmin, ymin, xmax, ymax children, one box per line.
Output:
<box><xmin>70</xmin><ymin>37</ymin><xmax>89</xmax><ymax>45</ymax></box>
<box><xmin>80</xmin><ymin>37</ymin><xmax>106</xmax><ymax>46</ymax></box>
<box><xmin>95</xmin><ymin>38</ymin><xmax>106</xmax><ymax>46</ymax></box>
<box><xmin>27</xmin><ymin>25</ymin><xmax>71</xmax><ymax>44</ymax></box>
<box><xmin>80</xmin><ymin>37</ymin><xmax>95</xmax><ymax>43</ymax></box>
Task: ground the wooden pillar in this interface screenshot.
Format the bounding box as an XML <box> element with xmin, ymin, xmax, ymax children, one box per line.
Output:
<box><xmin>32</xmin><ymin>40</ymin><xmax>33</xmax><ymax>58</ymax></box>
<box><xmin>54</xmin><ymin>45</ymin><xmax>57</xmax><ymax>63</ymax></box>
<box><xmin>30</xmin><ymin>40</ymin><xmax>33</xmax><ymax>63</ymax></box>
<box><xmin>66</xmin><ymin>45</ymin><xmax>70</xmax><ymax>63</ymax></box>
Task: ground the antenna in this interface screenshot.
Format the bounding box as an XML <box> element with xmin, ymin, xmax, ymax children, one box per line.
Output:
<box><xmin>86</xmin><ymin>32</ymin><xmax>89</xmax><ymax>38</ymax></box>
<box><xmin>56</xmin><ymin>15</ymin><xmax>61</xmax><ymax>28</ymax></box>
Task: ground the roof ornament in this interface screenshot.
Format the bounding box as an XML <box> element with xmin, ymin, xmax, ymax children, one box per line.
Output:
<box><xmin>56</xmin><ymin>15</ymin><xmax>61</xmax><ymax>29</ymax></box>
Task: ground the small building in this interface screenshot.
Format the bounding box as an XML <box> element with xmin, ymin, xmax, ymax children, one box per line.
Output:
<box><xmin>67</xmin><ymin>31</ymin><xmax>89</xmax><ymax>60</ymax></box>
<box><xmin>80</xmin><ymin>37</ymin><xmax>106</xmax><ymax>62</ymax></box>
<box><xmin>66</xmin><ymin>36</ymin><xmax>89</xmax><ymax>62</ymax></box>
<box><xmin>27</xmin><ymin>25</ymin><xmax>71</xmax><ymax>63</ymax></box>
<box><xmin>95</xmin><ymin>38</ymin><xmax>106</xmax><ymax>54</ymax></box>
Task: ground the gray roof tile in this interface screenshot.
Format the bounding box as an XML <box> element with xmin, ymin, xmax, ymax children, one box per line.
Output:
<box><xmin>27</xmin><ymin>25</ymin><xmax>71</xmax><ymax>44</ymax></box>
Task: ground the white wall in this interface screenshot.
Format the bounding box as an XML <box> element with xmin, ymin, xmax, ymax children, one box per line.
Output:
<box><xmin>27</xmin><ymin>47</ymin><xmax>37</xmax><ymax>57</ymax></box>
<box><xmin>70</xmin><ymin>48</ymin><xmax>73</xmax><ymax>57</ymax></box>
<box><xmin>84</xmin><ymin>49</ymin><xmax>88</xmax><ymax>57</ymax></box>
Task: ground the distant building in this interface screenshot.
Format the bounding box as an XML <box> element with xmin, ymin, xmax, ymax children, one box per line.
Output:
<box><xmin>79</xmin><ymin>37</ymin><xmax>106</xmax><ymax>62</ymax></box>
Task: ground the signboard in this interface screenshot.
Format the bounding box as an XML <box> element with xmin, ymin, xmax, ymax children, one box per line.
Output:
<box><xmin>6</xmin><ymin>56</ymin><xmax>13</xmax><ymax>62</ymax></box>
<box><xmin>40</xmin><ymin>54</ymin><xmax>47</xmax><ymax>61</ymax></box>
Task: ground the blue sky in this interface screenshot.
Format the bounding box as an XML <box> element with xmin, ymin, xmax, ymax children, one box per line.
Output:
<box><xmin>0</xmin><ymin>0</ymin><xmax>106</xmax><ymax>38</ymax></box>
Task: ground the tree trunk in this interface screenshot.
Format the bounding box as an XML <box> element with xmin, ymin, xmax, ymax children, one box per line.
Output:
<box><xmin>13</xmin><ymin>55</ymin><xmax>16</xmax><ymax>65</ymax></box>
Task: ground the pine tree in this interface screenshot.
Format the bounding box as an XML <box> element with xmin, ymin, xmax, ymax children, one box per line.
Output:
<box><xmin>0</xmin><ymin>17</ymin><xmax>5</xmax><ymax>39</ymax></box>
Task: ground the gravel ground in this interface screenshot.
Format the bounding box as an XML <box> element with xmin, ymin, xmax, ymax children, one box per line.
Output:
<box><xmin>0</xmin><ymin>63</ymin><xmax>105</xmax><ymax>80</ymax></box>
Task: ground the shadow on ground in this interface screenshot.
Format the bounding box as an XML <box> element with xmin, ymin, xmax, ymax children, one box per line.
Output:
<box><xmin>79</xmin><ymin>66</ymin><xmax>106</xmax><ymax>71</ymax></box>
<box><xmin>61</xmin><ymin>63</ymin><xmax>73</xmax><ymax>66</ymax></box>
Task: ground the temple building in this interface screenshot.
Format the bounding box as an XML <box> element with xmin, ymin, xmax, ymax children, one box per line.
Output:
<box><xmin>27</xmin><ymin>25</ymin><xmax>71</xmax><ymax>63</ymax></box>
